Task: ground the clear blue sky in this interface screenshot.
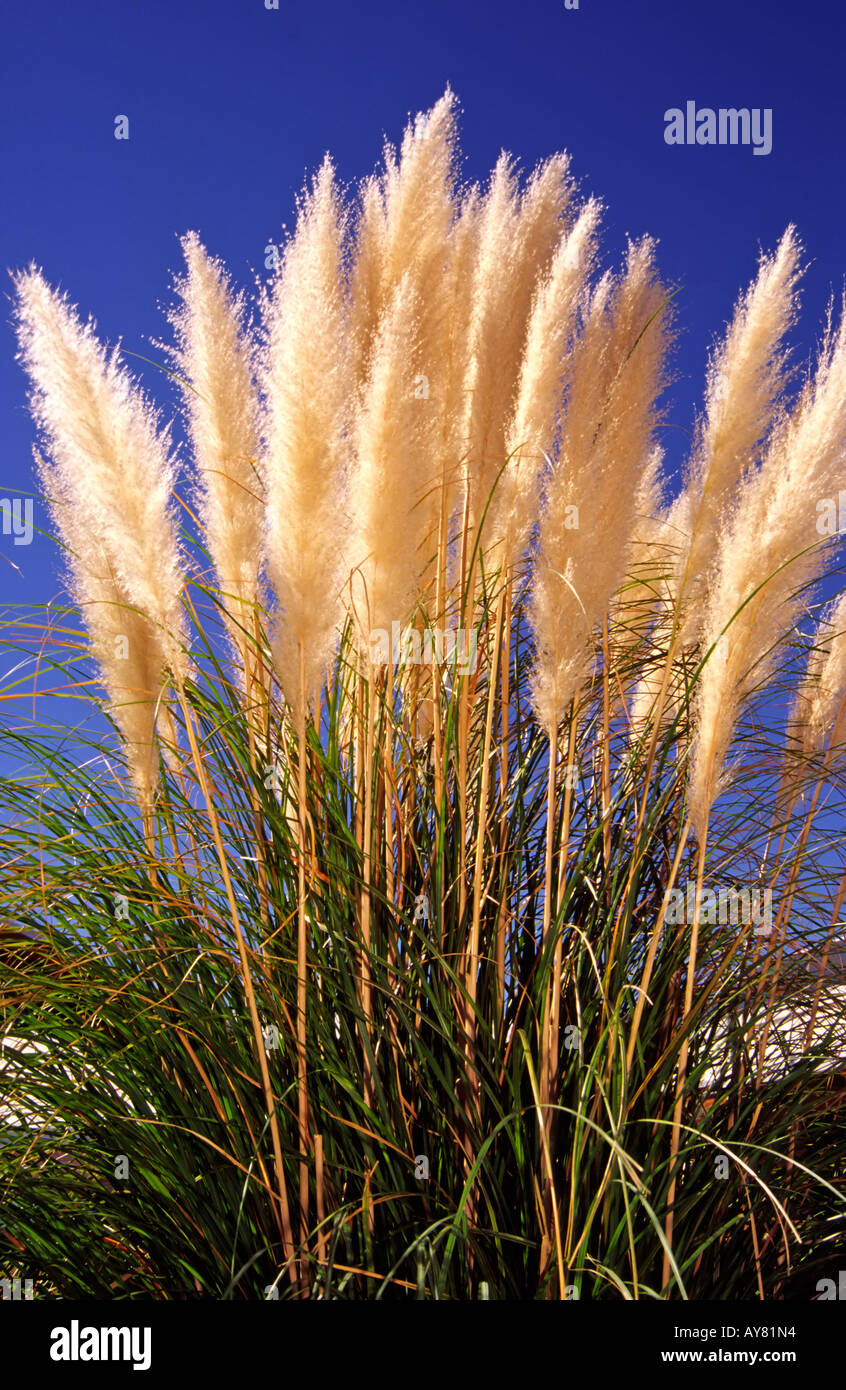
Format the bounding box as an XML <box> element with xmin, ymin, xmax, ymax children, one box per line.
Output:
<box><xmin>2</xmin><ymin>0</ymin><xmax>845</xmax><ymax>610</ymax></box>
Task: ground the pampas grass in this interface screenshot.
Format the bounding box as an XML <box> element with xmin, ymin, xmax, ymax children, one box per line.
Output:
<box><xmin>529</xmin><ymin>235</ymin><xmax>673</xmax><ymax>732</ymax></box>
<box><xmin>791</xmin><ymin>592</ymin><xmax>846</xmax><ymax>761</ymax></box>
<box><xmin>676</xmin><ymin>227</ymin><xmax>802</xmax><ymax>632</ymax></box>
<box><xmin>262</xmin><ymin>156</ymin><xmax>352</xmax><ymax>716</ymax></box>
<box><xmin>488</xmin><ymin>196</ymin><xmax>601</xmax><ymax>575</ymax></box>
<box><xmin>461</xmin><ymin>152</ymin><xmax>573</xmax><ymax>567</ymax></box>
<box><xmin>12</xmin><ymin>268</ymin><xmax>186</xmax><ymax>810</ymax></box>
<box><xmin>689</xmin><ymin>299</ymin><xmax>846</xmax><ymax>835</ymax></box>
<box><xmin>6</xmin><ymin>92</ymin><xmax>846</xmax><ymax>1303</ymax></box>
<box><xmin>349</xmin><ymin>272</ymin><xmax>426</xmax><ymax>644</ymax></box>
<box><xmin>166</xmin><ymin>232</ymin><xmax>264</xmax><ymax>675</ymax></box>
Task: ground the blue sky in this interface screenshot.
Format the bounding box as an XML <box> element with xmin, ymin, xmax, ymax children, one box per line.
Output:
<box><xmin>2</xmin><ymin>0</ymin><xmax>845</xmax><ymax>609</ymax></box>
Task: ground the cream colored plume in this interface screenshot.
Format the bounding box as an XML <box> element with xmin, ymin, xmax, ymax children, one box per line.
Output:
<box><xmin>261</xmin><ymin>156</ymin><xmax>352</xmax><ymax>715</ymax></box>
<box><xmin>167</xmin><ymin>233</ymin><xmax>264</xmax><ymax>664</ymax></box>
<box><xmin>13</xmin><ymin>268</ymin><xmax>187</xmax><ymax>806</ymax></box>
<box><xmin>348</xmin><ymin>173</ymin><xmax>389</xmax><ymax>391</ymax></box>
<box><xmin>788</xmin><ymin>592</ymin><xmax>846</xmax><ymax>763</ymax></box>
<box><xmin>621</xmin><ymin>473</ymin><xmax>689</xmax><ymax>728</ymax></box>
<box><xmin>349</xmin><ymin>88</ymin><xmax>459</xmax><ymax>390</ymax></box>
<box><xmin>348</xmin><ymin>90</ymin><xmax>464</xmax><ymax>614</ymax></box>
<box><xmin>486</xmin><ymin>196</ymin><xmax>602</xmax><ymax>574</ymax></box>
<box><xmin>529</xmin><ymin>238</ymin><xmax>673</xmax><ymax>733</ymax></box>
<box><xmin>616</xmin><ymin>232</ymin><xmax>800</xmax><ymax>737</ymax></box>
<box><xmin>689</xmin><ymin>302</ymin><xmax>846</xmax><ymax>835</ymax></box>
<box><xmin>424</xmin><ymin>186</ymin><xmax>482</xmax><ymax>616</ymax></box>
<box><xmin>617</xmin><ymin>448</ymin><xmax>675</xmax><ymax>637</ymax></box>
<box><xmin>348</xmin><ymin>273</ymin><xmax>428</xmax><ymax>645</ymax></box>
<box><xmin>462</xmin><ymin>151</ymin><xmax>574</xmax><ymax>548</ymax></box>
<box><xmin>674</xmin><ymin>228</ymin><xmax>802</xmax><ymax>638</ymax></box>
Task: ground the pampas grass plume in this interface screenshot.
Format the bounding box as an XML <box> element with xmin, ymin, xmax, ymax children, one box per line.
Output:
<box><xmin>13</xmin><ymin>268</ymin><xmax>186</xmax><ymax>806</ymax></box>
<box><xmin>262</xmin><ymin>157</ymin><xmax>352</xmax><ymax>715</ymax></box>
<box><xmin>529</xmin><ymin>239</ymin><xmax>673</xmax><ymax>731</ymax></box>
<box><xmin>689</xmin><ymin>299</ymin><xmax>846</xmax><ymax>834</ymax></box>
<box><xmin>167</xmin><ymin>234</ymin><xmax>264</xmax><ymax>667</ymax></box>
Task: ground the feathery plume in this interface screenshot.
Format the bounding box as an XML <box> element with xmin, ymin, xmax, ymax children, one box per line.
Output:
<box><xmin>791</xmin><ymin>593</ymin><xmax>846</xmax><ymax>760</ymax></box>
<box><xmin>675</xmin><ymin>228</ymin><xmax>803</xmax><ymax>634</ymax></box>
<box><xmin>689</xmin><ymin>300</ymin><xmax>846</xmax><ymax>834</ymax></box>
<box><xmin>420</xmin><ymin>184</ymin><xmax>482</xmax><ymax>616</ymax></box>
<box><xmin>462</xmin><ymin>152</ymin><xmax>573</xmax><ymax>548</ymax></box>
<box><xmin>619</xmin><ymin>449</ymin><xmax>675</xmax><ymax>633</ymax></box>
<box><xmin>13</xmin><ymin>267</ymin><xmax>186</xmax><ymax>806</ymax></box>
<box><xmin>529</xmin><ymin>238</ymin><xmax>673</xmax><ymax>732</ymax></box>
<box><xmin>348</xmin><ymin>90</ymin><xmax>463</xmax><ymax>616</ymax></box>
<box><xmin>782</xmin><ymin>593</ymin><xmax>846</xmax><ymax>809</ymax></box>
<box><xmin>349</xmin><ymin>88</ymin><xmax>459</xmax><ymax>389</ymax></box>
<box><xmin>623</xmin><ymin>221</ymin><xmax>802</xmax><ymax>730</ymax></box>
<box><xmin>348</xmin><ymin>173</ymin><xmax>389</xmax><ymax>392</ymax></box>
<box><xmin>486</xmin><ymin>196</ymin><xmax>602</xmax><ymax>574</ymax></box>
<box><xmin>262</xmin><ymin>156</ymin><xmax>352</xmax><ymax>715</ymax></box>
<box><xmin>621</xmin><ymin>473</ymin><xmax>690</xmax><ymax>727</ymax></box>
<box><xmin>166</xmin><ymin>233</ymin><xmax>264</xmax><ymax>666</ymax></box>
<box><xmin>348</xmin><ymin>273</ymin><xmax>427</xmax><ymax>645</ymax></box>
